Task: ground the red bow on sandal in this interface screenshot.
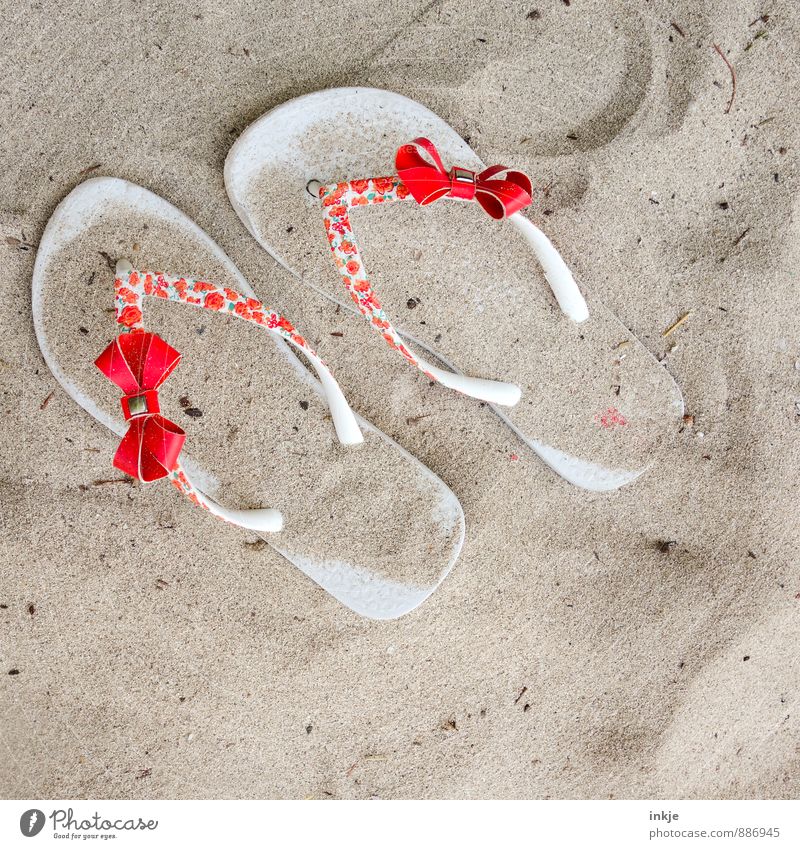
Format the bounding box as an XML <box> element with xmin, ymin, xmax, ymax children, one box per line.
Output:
<box><xmin>395</xmin><ymin>137</ymin><xmax>532</xmax><ymax>219</ymax></box>
<box><xmin>95</xmin><ymin>332</ymin><xmax>185</xmax><ymax>482</ymax></box>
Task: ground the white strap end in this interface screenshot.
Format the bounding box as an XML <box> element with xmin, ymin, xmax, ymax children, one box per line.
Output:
<box><xmin>510</xmin><ymin>213</ymin><xmax>589</xmax><ymax>323</ymax></box>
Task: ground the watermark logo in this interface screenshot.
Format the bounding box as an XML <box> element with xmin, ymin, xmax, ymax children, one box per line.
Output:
<box><xmin>19</xmin><ymin>809</ymin><xmax>46</xmax><ymax>837</ymax></box>
<box><xmin>18</xmin><ymin>808</ymin><xmax>160</xmax><ymax>837</ymax></box>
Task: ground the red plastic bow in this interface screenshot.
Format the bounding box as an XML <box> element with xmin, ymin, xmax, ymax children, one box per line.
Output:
<box><xmin>395</xmin><ymin>137</ymin><xmax>532</xmax><ymax>219</ymax></box>
<box><xmin>95</xmin><ymin>332</ymin><xmax>185</xmax><ymax>482</ymax></box>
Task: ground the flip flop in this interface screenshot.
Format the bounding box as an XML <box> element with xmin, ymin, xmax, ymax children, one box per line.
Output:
<box><xmin>32</xmin><ymin>176</ymin><xmax>464</xmax><ymax>620</ymax></box>
<box><xmin>225</xmin><ymin>87</ymin><xmax>684</xmax><ymax>491</ymax></box>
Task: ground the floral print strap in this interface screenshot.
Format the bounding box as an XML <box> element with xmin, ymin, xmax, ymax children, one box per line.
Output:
<box><xmin>319</xmin><ymin>178</ymin><xmax>522</xmax><ymax>407</ymax></box>
<box><xmin>319</xmin><ymin>178</ymin><xmax>430</xmax><ymax>375</ymax></box>
<box><xmin>115</xmin><ymin>265</ymin><xmax>360</xmax><ymax>444</ymax></box>
<box><xmin>116</xmin><ymin>266</ymin><xmax>309</xmax><ymax>347</ymax></box>
<box><xmin>112</xmin><ymin>264</ymin><xmax>361</xmax><ymax>532</ymax></box>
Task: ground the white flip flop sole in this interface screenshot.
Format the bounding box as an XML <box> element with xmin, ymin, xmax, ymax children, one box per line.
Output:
<box><xmin>32</xmin><ymin>176</ymin><xmax>464</xmax><ymax>619</ymax></box>
<box><xmin>225</xmin><ymin>87</ymin><xmax>684</xmax><ymax>491</ymax></box>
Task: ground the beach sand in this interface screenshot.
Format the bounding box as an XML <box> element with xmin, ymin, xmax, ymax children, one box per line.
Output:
<box><xmin>1</xmin><ymin>0</ymin><xmax>798</xmax><ymax>799</ymax></box>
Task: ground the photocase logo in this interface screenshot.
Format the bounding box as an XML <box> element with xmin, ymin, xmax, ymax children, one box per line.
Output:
<box><xmin>17</xmin><ymin>806</ymin><xmax>159</xmax><ymax>838</ymax></box>
<box><xmin>19</xmin><ymin>809</ymin><xmax>45</xmax><ymax>837</ymax></box>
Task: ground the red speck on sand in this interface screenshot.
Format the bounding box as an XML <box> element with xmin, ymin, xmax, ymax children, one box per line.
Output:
<box><xmin>594</xmin><ymin>407</ymin><xmax>628</xmax><ymax>429</ymax></box>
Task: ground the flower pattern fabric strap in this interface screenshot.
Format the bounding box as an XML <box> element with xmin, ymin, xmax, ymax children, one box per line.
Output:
<box><xmin>319</xmin><ymin>176</ymin><xmax>522</xmax><ymax>406</ymax></box>
<box><xmin>114</xmin><ymin>265</ymin><xmax>362</xmax><ymax>447</ymax></box>
<box><xmin>114</xmin><ymin>266</ymin><xmax>308</xmax><ymax>345</ymax></box>
<box><xmin>95</xmin><ymin>265</ymin><xmax>361</xmax><ymax>533</ymax></box>
<box><xmin>320</xmin><ymin>177</ymin><xmax>425</xmax><ymax>373</ymax></box>
<box><xmin>110</xmin><ymin>266</ymin><xmax>311</xmax><ymax>518</ymax></box>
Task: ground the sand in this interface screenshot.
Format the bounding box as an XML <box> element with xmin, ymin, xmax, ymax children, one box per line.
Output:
<box><xmin>1</xmin><ymin>0</ymin><xmax>799</xmax><ymax>799</ymax></box>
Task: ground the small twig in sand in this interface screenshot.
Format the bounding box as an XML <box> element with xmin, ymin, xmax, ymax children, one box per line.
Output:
<box><xmin>406</xmin><ymin>414</ymin><xmax>431</xmax><ymax>426</ymax></box>
<box><xmin>343</xmin><ymin>754</ymin><xmax>391</xmax><ymax>777</ymax></box>
<box><xmin>92</xmin><ymin>478</ymin><xmax>133</xmax><ymax>487</ymax></box>
<box><xmin>670</xmin><ymin>22</ymin><xmax>686</xmax><ymax>38</ymax></box>
<box><xmin>39</xmin><ymin>390</ymin><xmax>55</xmax><ymax>410</ymax></box>
<box><xmin>5</xmin><ymin>235</ymin><xmax>36</xmax><ymax>251</ymax></box>
<box><xmin>661</xmin><ymin>311</ymin><xmax>692</xmax><ymax>339</ymax></box>
<box><xmin>98</xmin><ymin>250</ymin><xmax>115</xmax><ymax>270</ymax></box>
<box><xmin>745</xmin><ymin>30</ymin><xmax>768</xmax><ymax>51</ymax></box>
<box><xmin>514</xmin><ymin>686</ymin><xmax>528</xmax><ymax>705</ymax></box>
<box><xmin>732</xmin><ymin>228</ymin><xmax>750</xmax><ymax>247</ymax></box>
<box><xmin>713</xmin><ymin>44</ymin><xmax>736</xmax><ymax>114</ymax></box>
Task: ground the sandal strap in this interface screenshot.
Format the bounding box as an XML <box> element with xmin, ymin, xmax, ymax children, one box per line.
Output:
<box><xmin>114</xmin><ymin>262</ymin><xmax>362</xmax><ymax>445</ymax></box>
<box><xmin>168</xmin><ymin>464</ymin><xmax>283</xmax><ymax>533</ymax></box>
<box><xmin>318</xmin><ymin>136</ymin><xmax>590</xmax><ymax>395</ymax></box>
<box><xmin>99</xmin><ymin>262</ymin><xmax>363</xmax><ymax>534</ymax></box>
<box><xmin>320</xmin><ymin>177</ymin><xmax>521</xmax><ymax>406</ymax></box>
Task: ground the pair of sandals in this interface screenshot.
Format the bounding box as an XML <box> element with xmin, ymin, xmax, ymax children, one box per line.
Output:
<box><xmin>33</xmin><ymin>88</ymin><xmax>683</xmax><ymax>620</ymax></box>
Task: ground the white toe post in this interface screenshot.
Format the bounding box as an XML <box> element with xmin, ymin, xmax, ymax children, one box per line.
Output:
<box><xmin>205</xmin><ymin>500</ymin><xmax>284</xmax><ymax>533</ymax></box>
<box><xmin>285</xmin><ymin>341</ymin><xmax>364</xmax><ymax>445</ymax></box>
<box><xmin>510</xmin><ymin>213</ymin><xmax>589</xmax><ymax>323</ymax></box>
<box><xmin>417</xmin><ymin>355</ymin><xmax>522</xmax><ymax>406</ymax></box>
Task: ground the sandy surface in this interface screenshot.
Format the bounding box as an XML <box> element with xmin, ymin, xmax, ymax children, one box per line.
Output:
<box><xmin>1</xmin><ymin>0</ymin><xmax>799</xmax><ymax>799</ymax></box>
